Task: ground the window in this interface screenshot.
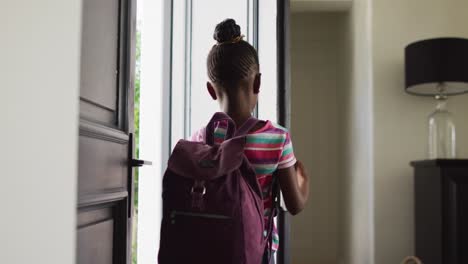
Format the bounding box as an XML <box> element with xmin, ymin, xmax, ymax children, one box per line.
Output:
<box><xmin>171</xmin><ymin>0</ymin><xmax>253</xmax><ymax>143</ymax></box>
<box><xmin>171</xmin><ymin>0</ymin><xmax>278</xmax><ymax>141</ymax></box>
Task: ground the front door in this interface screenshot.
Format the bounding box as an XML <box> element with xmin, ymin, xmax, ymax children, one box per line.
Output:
<box><xmin>77</xmin><ymin>0</ymin><xmax>137</xmax><ymax>263</ymax></box>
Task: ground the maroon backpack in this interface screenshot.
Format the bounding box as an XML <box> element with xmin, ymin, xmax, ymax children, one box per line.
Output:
<box><xmin>158</xmin><ymin>112</ymin><xmax>277</xmax><ymax>264</ymax></box>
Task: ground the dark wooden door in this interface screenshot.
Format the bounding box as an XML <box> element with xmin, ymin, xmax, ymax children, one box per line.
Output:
<box><xmin>77</xmin><ymin>0</ymin><xmax>137</xmax><ymax>263</ymax></box>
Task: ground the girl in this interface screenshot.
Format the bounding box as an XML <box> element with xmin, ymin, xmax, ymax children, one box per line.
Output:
<box><xmin>191</xmin><ymin>19</ymin><xmax>309</xmax><ymax>264</ymax></box>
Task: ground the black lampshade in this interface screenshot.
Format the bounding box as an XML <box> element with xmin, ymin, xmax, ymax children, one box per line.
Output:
<box><xmin>405</xmin><ymin>37</ymin><xmax>468</xmax><ymax>96</ymax></box>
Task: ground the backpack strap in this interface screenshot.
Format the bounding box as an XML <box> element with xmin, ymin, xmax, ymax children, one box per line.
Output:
<box><xmin>237</xmin><ymin>116</ymin><xmax>279</xmax><ymax>263</ymax></box>
<box><xmin>264</xmin><ymin>172</ymin><xmax>280</xmax><ymax>263</ymax></box>
<box><xmin>206</xmin><ymin>113</ymin><xmax>262</xmax><ymax>145</ymax></box>
<box><xmin>205</xmin><ymin>112</ymin><xmax>236</xmax><ymax>145</ymax></box>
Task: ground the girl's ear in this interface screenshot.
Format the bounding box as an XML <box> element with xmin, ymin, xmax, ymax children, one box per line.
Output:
<box><xmin>253</xmin><ymin>73</ymin><xmax>261</xmax><ymax>94</ymax></box>
<box><xmin>207</xmin><ymin>82</ymin><xmax>217</xmax><ymax>100</ymax></box>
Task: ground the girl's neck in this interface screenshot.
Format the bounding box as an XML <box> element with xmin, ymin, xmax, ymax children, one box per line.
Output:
<box><xmin>218</xmin><ymin>87</ymin><xmax>254</xmax><ymax>127</ymax></box>
<box><xmin>220</xmin><ymin>99</ymin><xmax>252</xmax><ymax>127</ymax></box>
<box><xmin>224</xmin><ymin>109</ymin><xmax>252</xmax><ymax>128</ymax></box>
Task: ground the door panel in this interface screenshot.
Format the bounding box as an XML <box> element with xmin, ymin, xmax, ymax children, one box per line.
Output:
<box><xmin>78</xmin><ymin>209</ymin><xmax>114</xmax><ymax>264</ymax></box>
<box><xmin>78</xmin><ymin>0</ymin><xmax>136</xmax><ymax>263</ymax></box>
<box><xmin>78</xmin><ymin>133</ymin><xmax>128</xmax><ymax>194</ymax></box>
<box><xmin>78</xmin><ymin>220</ymin><xmax>114</xmax><ymax>263</ymax></box>
<box><xmin>77</xmin><ymin>205</ymin><xmax>113</xmax><ymax>227</ymax></box>
<box><xmin>80</xmin><ymin>99</ymin><xmax>117</xmax><ymax>125</ymax></box>
<box><xmin>80</xmin><ymin>0</ymin><xmax>119</xmax><ymax>113</ymax></box>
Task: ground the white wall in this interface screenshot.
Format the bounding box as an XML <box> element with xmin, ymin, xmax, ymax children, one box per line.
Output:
<box><xmin>0</xmin><ymin>1</ymin><xmax>82</xmax><ymax>264</ymax></box>
<box><xmin>372</xmin><ymin>0</ymin><xmax>468</xmax><ymax>263</ymax></box>
<box><xmin>290</xmin><ymin>12</ymin><xmax>347</xmax><ymax>264</ymax></box>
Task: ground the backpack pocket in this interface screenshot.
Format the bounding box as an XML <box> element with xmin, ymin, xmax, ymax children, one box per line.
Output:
<box><xmin>170</xmin><ymin>210</ymin><xmax>231</xmax><ymax>223</ymax></box>
<box><xmin>160</xmin><ymin>210</ymin><xmax>238</xmax><ymax>263</ymax></box>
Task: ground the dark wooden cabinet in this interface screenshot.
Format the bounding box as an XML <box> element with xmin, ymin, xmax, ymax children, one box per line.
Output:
<box><xmin>412</xmin><ymin>159</ymin><xmax>468</xmax><ymax>264</ymax></box>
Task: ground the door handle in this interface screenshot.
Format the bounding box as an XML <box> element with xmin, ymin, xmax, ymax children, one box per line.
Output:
<box><xmin>130</xmin><ymin>159</ymin><xmax>153</xmax><ymax>167</ymax></box>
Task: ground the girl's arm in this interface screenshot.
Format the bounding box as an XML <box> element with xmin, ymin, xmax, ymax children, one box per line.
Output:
<box><xmin>277</xmin><ymin>160</ymin><xmax>309</xmax><ymax>215</ymax></box>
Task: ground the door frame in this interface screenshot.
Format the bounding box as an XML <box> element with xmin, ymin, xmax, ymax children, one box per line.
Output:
<box><xmin>137</xmin><ymin>1</ymin><xmax>292</xmax><ymax>263</ymax></box>
<box><xmin>135</xmin><ymin>0</ymin><xmax>173</xmax><ymax>263</ymax></box>
<box><xmin>276</xmin><ymin>0</ymin><xmax>291</xmax><ymax>263</ymax></box>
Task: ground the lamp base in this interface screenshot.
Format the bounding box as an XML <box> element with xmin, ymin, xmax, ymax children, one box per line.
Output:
<box><xmin>428</xmin><ymin>96</ymin><xmax>456</xmax><ymax>159</ymax></box>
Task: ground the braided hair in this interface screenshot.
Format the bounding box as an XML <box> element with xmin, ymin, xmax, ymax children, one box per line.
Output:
<box><xmin>207</xmin><ymin>19</ymin><xmax>259</xmax><ymax>90</ymax></box>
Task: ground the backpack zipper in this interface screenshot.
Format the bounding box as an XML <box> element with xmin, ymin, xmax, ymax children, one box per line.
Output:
<box><xmin>170</xmin><ymin>210</ymin><xmax>231</xmax><ymax>224</ymax></box>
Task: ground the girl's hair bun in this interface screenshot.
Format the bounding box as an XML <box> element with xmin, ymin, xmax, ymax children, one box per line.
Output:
<box><xmin>213</xmin><ymin>19</ymin><xmax>241</xmax><ymax>43</ymax></box>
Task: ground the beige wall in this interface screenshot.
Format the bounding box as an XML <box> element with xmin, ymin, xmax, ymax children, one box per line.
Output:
<box><xmin>290</xmin><ymin>12</ymin><xmax>347</xmax><ymax>264</ymax></box>
<box><xmin>341</xmin><ymin>0</ymin><xmax>375</xmax><ymax>263</ymax></box>
<box><xmin>291</xmin><ymin>0</ymin><xmax>352</xmax><ymax>12</ymax></box>
<box><xmin>291</xmin><ymin>0</ymin><xmax>468</xmax><ymax>263</ymax></box>
<box><xmin>0</xmin><ymin>1</ymin><xmax>81</xmax><ymax>263</ymax></box>
<box><xmin>372</xmin><ymin>0</ymin><xmax>468</xmax><ymax>263</ymax></box>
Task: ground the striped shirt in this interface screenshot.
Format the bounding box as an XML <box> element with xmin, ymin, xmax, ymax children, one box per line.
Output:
<box><xmin>191</xmin><ymin>119</ymin><xmax>297</xmax><ymax>251</ymax></box>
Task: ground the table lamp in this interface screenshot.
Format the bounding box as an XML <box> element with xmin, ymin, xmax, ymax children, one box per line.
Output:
<box><xmin>405</xmin><ymin>37</ymin><xmax>468</xmax><ymax>159</ymax></box>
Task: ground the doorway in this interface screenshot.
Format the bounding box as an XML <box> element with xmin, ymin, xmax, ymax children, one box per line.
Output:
<box><xmin>134</xmin><ymin>1</ymin><xmax>288</xmax><ymax>263</ymax></box>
